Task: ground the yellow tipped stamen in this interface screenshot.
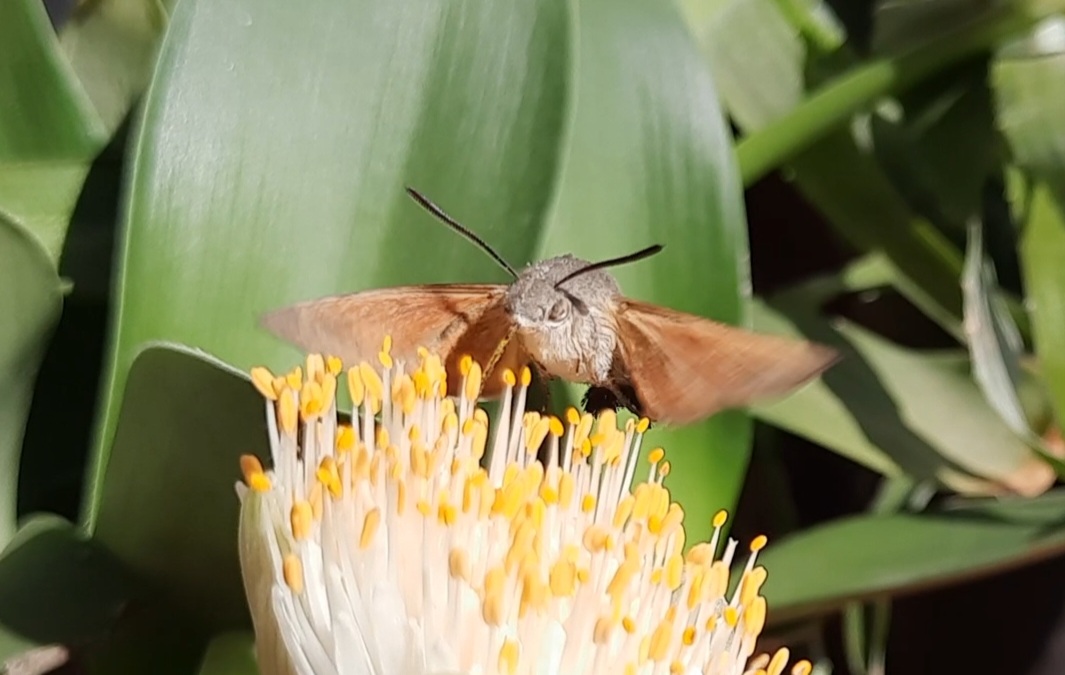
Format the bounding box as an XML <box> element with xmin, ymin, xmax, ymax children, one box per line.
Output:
<box><xmin>498</xmin><ymin>639</ymin><xmax>519</xmax><ymax>675</ymax></box>
<box><xmin>548</xmin><ymin>416</ymin><xmax>564</xmax><ymax>437</ymax></box>
<box><xmin>792</xmin><ymin>661</ymin><xmax>814</xmax><ymax>675</ymax></box>
<box><xmin>278</xmin><ymin>391</ymin><xmax>298</xmax><ymax>434</ymax></box>
<box><xmin>460</xmin><ymin>355</ymin><xmax>473</xmax><ymax>377</ymax></box>
<box><xmin>465</xmin><ymin>361</ymin><xmax>483</xmax><ymax>401</ymax></box>
<box><xmin>290</xmin><ymin>500</ymin><xmax>313</xmax><ymax>541</ymax></box>
<box><xmin>282</xmin><ymin>554</ymin><xmax>303</xmax><ymax>593</ymax></box>
<box><xmin>359</xmin><ymin>362</ymin><xmax>383</xmax><ymax>404</ymax></box>
<box><xmin>520</xmin><ymin>366</ymin><xmax>532</xmax><ymax>387</ymax></box>
<box><xmin>336</xmin><ymin>425</ymin><xmax>355</xmax><ymax>453</ymax></box>
<box><xmin>767</xmin><ymin>648</ymin><xmax>790</xmax><ymax>675</ymax></box>
<box><xmin>566</xmin><ymin>407</ymin><xmax>580</xmax><ymax>426</ymax></box>
<box><xmin>240</xmin><ymin>454</ymin><xmax>272</xmax><ymax>492</ymax></box>
<box><xmin>713</xmin><ymin>509</ymin><xmax>729</xmax><ymax>528</ymax></box>
<box><xmin>648</xmin><ymin>447</ymin><xmax>665</xmax><ymax>464</ymax></box>
<box><xmin>306</xmin><ymin>354</ymin><xmax>325</xmax><ymax>382</ymax></box>
<box><xmin>325</xmin><ymin>355</ymin><xmax>342</xmax><ymax>376</ymax></box>
<box><xmin>360</xmin><ymin>508</ymin><xmax>380</xmax><ymax>549</ymax></box>
<box><xmin>744</xmin><ymin>596</ymin><xmax>767</xmax><ymax>636</ymax></box>
<box><xmin>636</xmin><ymin>417</ymin><xmax>650</xmax><ymax>433</ymax></box>
<box><xmin>751</xmin><ymin>534</ymin><xmax>769</xmax><ymax>552</ymax></box>
<box><xmin>251</xmin><ymin>367</ymin><xmax>278</xmax><ymax>400</ymax></box>
<box><xmin>503</xmin><ymin>368</ymin><xmax>516</xmax><ymax>387</ymax></box>
<box><xmin>346</xmin><ymin>367</ymin><xmax>364</xmax><ymax>408</ymax></box>
<box><xmin>285</xmin><ymin>366</ymin><xmax>302</xmax><ymax>392</ymax></box>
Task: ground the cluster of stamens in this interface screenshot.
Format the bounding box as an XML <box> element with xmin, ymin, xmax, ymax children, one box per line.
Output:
<box><xmin>236</xmin><ymin>338</ymin><xmax>811</xmax><ymax>675</ymax></box>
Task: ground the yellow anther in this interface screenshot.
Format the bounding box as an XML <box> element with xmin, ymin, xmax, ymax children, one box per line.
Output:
<box><xmin>459</xmin><ymin>355</ymin><xmax>473</xmax><ymax>376</ymax></box>
<box><xmin>636</xmin><ymin>417</ymin><xmax>650</xmax><ymax>433</ymax></box>
<box><xmin>299</xmin><ymin>380</ymin><xmax>324</xmax><ymax>420</ymax></box>
<box><xmin>438</xmin><ymin>496</ymin><xmax>457</xmax><ymax>526</ymax></box>
<box><xmin>558</xmin><ymin>473</ymin><xmax>575</xmax><ymax>508</ymax></box>
<box><xmin>239</xmin><ymin>455</ymin><xmax>271</xmax><ymax>492</ymax></box>
<box><xmin>622</xmin><ymin>616</ymin><xmax>636</xmax><ymax>634</ymax></box>
<box><xmin>648</xmin><ymin>617</ymin><xmax>673</xmax><ymax>662</ymax></box>
<box><xmin>660</xmin><ymin>461</ymin><xmax>671</xmax><ymax>477</ymax></box>
<box><xmin>520</xmin><ymin>366</ymin><xmax>532</xmax><ymax>386</ymax></box>
<box><xmin>745</xmin><ymin>596</ymin><xmax>767</xmax><ymax>636</ymax></box>
<box><xmin>498</xmin><ymin>639</ymin><xmax>519</xmax><ymax>675</ymax></box>
<box><xmin>336</xmin><ymin>425</ymin><xmax>355</xmax><ymax>452</ymax></box>
<box><xmin>375</xmin><ymin>427</ymin><xmax>390</xmax><ymax>450</ymax></box>
<box><xmin>502</xmin><ymin>368</ymin><xmax>516</xmax><ymax>386</ymax></box>
<box><xmin>317</xmin><ymin>458</ymin><xmax>342</xmax><ymax>499</ymax></box>
<box><xmin>767</xmin><ymin>648</ymin><xmax>790</xmax><ymax>675</ymax></box>
<box><xmin>666</xmin><ymin>553</ymin><xmax>683</xmax><ymax>591</ymax></box>
<box><xmin>306</xmin><ymin>354</ymin><xmax>326</xmax><ymax>382</ymax></box>
<box><xmin>593</xmin><ymin>616</ymin><xmax>616</xmax><ymax>645</ymax></box>
<box><xmin>283</xmin><ymin>554</ymin><xmax>303</xmax><ymax>594</ymax></box>
<box><xmin>358</xmin><ymin>362</ymin><xmax>383</xmax><ymax>402</ymax></box>
<box><xmin>416</xmin><ymin>499</ymin><xmax>431</xmax><ymax>517</ymax></box>
<box><xmin>740</xmin><ymin>567</ymin><xmax>768</xmax><ymax>605</ymax></box>
<box><xmin>290</xmin><ymin>500</ymin><xmax>313</xmax><ymax>541</ymax></box>
<box><xmin>278</xmin><ymin>391</ymin><xmax>298</xmax><ymax>434</ymax></box>
<box><xmin>381</xmin><ymin>335</ymin><xmax>392</xmax><ymax>355</ymax></box>
<box><xmin>792</xmin><ymin>660</ymin><xmax>813</xmax><ymax>675</ymax></box>
<box><xmin>378</xmin><ymin>350</ymin><xmax>393</xmax><ymax>370</ymax></box>
<box><xmin>548</xmin><ymin>416</ymin><xmax>564</xmax><ymax>437</ymax></box>
<box><xmin>347</xmin><ymin>367</ymin><xmax>365</xmax><ymax>406</ymax></box>
<box><xmin>751</xmin><ymin>534</ymin><xmax>768</xmax><ymax>552</ymax></box>
<box><xmin>565</xmin><ymin>407</ymin><xmax>580</xmax><ymax>426</ymax></box>
<box><xmin>464</xmin><ymin>361</ymin><xmax>483</xmax><ymax>401</ymax></box>
<box><xmin>713</xmin><ymin>509</ymin><xmax>728</xmax><ymax>528</ymax></box>
<box><xmin>613</xmin><ymin>494</ymin><xmax>635</xmax><ymax>528</ymax></box>
<box><xmin>581</xmin><ymin>493</ymin><xmax>596</xmax><ymax>514</ymax></box>
<box><xmin>648</xmin><ymin>447</ymin><xmax>665</xmax><ymax>464</ymax></box>
<box><xmin>527</xmin><ymin>416</ymin><xmax>551</xmax><ymax>453</ymax></box>
<box><xmin>285</xmin><ymin>366</ymin><xmax>303</xmax><ymax>391</ymax></box>
<box><xmin>250</xmin><ymin>367</ymin><xmax>278</xmax><ymax>400</ymax></box>
<box><xmin>448</xmin><ymin>548</ymin><xmax>471</xmax><ymax>581</ymax></box>
<box><xmin>549</xmin><ymin>559</ymin><xmax>577</xmax><ymax>597</ymax></box>
<box><xmin>360</xmin><ymin>508</ymin><xmax>381</xmax><ymax>549</ymax></box>
<box><xmin>325</xmin><ymin>355</ymin><xmax>342</xmax><ymax>376</ymax></box>
<box><xmin>687</xmin><ymin>569</ymin><xmax>705</xmax><ymax>610</ymax></box>
<box><xmin>723</xmin><ymin>606</ymin><xmax>739</xmax><ymax>628</ymax></box>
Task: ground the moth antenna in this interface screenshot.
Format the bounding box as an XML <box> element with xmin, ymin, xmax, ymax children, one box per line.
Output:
<box><xmin>554</xmin><ymin>244</ymin><xmax>664</xmax><ymax>288</ymax></box>
<box><xmin>405</xmin><ymin>186</ymin><xmax>519</xmax><ymax>279</ymax></box>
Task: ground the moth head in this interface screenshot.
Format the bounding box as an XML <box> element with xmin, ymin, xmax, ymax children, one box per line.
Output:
<box><xmin>505</xmin><ymin>255</ymin><xmax>601</xmax><ymax>329</ymax></box>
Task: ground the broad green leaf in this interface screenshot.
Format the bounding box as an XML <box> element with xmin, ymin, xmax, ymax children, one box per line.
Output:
<box><xmin>752</xmin><ymin>295</ymin><xmax>1054</xmax><ymax>496</ymax></box>
<box><xmin>0</xmin><ymin>218</ymin><xmax>63</xmax><ymax>546</ymax></box>
<box><xmin>94</xmin><ymin>345</ymin><xmax>264</xmax><ymax>629</ymax></box>
<box><xmin>58</xmin><ymin>0</ymin><xmax>168</xmax><ymax>134</ymax></box>
<box><xmin>756</xmin><ymin>488</ymin><xmax>1065</xmax><ymax>624</ymax></box>
<box><xmin>0</xmin><ymin>0</ymin><xmax>104</xmax><ymax>159</ymax></box>
<box><xmin>0</xmin><ymin>514</ymin><xmax>131</xmax><ymax>663</ymax></box>
<box><xmin>88</xmin><ymin>0</ymin><xmax>571</xmax><ymax>524</ymax></box>
<box><xmin>0</xmin><ymin>162</ymin><xmax>89</xmax><ymax>265</ymax></box>
<box><xmin>538</xmin><ymin>0</ymin><xmax>753</xmax><ymax>543</ymax></box>
<box><xmin>994</xmin><ymin>18</ymin><xmax>1065</xmax><ymax>431</ymax></box>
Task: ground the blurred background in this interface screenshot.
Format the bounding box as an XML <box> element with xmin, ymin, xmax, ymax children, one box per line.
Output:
<box><xmin>5</xmin><ymin>0</ymin><xmax>1065</xmax><ymax>673</ymax></box>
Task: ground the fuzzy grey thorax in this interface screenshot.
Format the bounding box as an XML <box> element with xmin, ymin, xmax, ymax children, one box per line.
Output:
<box><xmin>504</xmin><ymin>255</ymin><xmax>622</xmax><ymax>384</ymax></box>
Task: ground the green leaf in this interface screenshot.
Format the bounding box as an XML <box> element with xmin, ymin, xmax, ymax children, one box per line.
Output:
<box><xmin>0</xmin><ymin>0</ymin><xmax>105</xmax><ymax>159</ymax></box>
<box><xmin>0</xmin><ymin>514</ymin><xmax>131</xmax><ymax>663</ymax></box>
<box><xmin>58</xmin><ymin>0</ymin><xmax>168</xmax><ymax>135</ymax></box>
<box><xmin>752</xmin><ymin>294</ymin><xmax>1054</xmax><ymax>496</ymax></box>
<box><xmin>93</xmin><ymin>345</ymin><xmax>264</xmax><ymax>629</ymax></box>
<box><xmin>537</xmin><ymin>0</ymin><xmax>754</xmax><ymax>543</ymax></box>
<box><xmin>0</xmin><ymin>218</ymin><xmax>63</xmax><ymax>546</ymax></box>
<box><xmin>993</xmin><ymin>19</ymin><xmax>1065</xmax><ymax>432</ymax></box>
<box><xmin>757</xmin><ymin>488</ymin><xmax>1065</xmax><ymax>624</ymax></box>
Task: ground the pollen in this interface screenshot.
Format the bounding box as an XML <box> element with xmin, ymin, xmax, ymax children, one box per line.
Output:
<box><xmin>238</xmin><ymin>350</ymin><xmax>807</xmax><ymax>675</ymax></box>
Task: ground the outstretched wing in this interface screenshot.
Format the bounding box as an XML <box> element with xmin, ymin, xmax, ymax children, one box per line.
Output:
<box><xmin>261</xmin><ymin>284</ymin><xmax>529</xmax><ymax>397</ymax></box>
<box><xmin>614</xmin><ymin>298</ymin><xmax>839</xmax><ymax>425</ymax></box>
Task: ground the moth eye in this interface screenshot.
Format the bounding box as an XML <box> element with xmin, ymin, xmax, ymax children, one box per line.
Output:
<box><xmin>548</xmin><ymin>299</ymin><xmax>569</xmax><ymax>322</ymax></box>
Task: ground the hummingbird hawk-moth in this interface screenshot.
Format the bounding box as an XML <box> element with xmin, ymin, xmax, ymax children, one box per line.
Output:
<box><xmin>261</xmin><ymin>188</ymin><xmax>840</xmax><ymax>425</ymax></box>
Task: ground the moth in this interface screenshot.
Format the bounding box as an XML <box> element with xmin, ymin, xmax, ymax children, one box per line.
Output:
<box><xmin>261</xmin><ymin>188</ymin><xmax>840</xmax><ymax>425</ymax></box>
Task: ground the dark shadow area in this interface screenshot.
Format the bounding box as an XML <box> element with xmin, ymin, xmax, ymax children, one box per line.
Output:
<box><xmin>19</xmin><ymin>117</ymin><xmax>131</xmax><ymax>522</ymax></box>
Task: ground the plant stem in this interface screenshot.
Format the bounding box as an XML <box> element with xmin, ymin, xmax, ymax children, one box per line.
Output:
<box><xmin>736</xmin><ymin>8</ymin><xmax>1047</xmax><ymax>186</ymax></box>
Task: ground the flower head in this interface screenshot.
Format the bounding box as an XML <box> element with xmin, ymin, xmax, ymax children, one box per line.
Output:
<box><xmin>236</xmin><ymin>341</ymin><xmax>809</xmax><ymax>675</ymax></box>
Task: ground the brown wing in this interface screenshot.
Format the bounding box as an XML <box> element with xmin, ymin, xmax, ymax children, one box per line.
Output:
<box><xmin>615</xmin><ymin>299</ymin><xmax>840</xmax><ymax>425</ymax></box>
<box><xmin>261</xmin><ymin>284</ymin><xmax>530</xmax><ymax>398</ymax></box>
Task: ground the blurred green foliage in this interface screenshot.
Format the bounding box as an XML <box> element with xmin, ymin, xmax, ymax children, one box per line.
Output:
<box><xmin>5</xmin><ymin>0</ymin><xmax>1065</xmax><ymax>672</ymax></box>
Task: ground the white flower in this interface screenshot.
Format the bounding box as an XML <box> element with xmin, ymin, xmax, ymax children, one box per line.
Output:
<box><xmin>236</xmin><ymin>342</ymin><xmax>810</xmax><ymax>675</ymax></box>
